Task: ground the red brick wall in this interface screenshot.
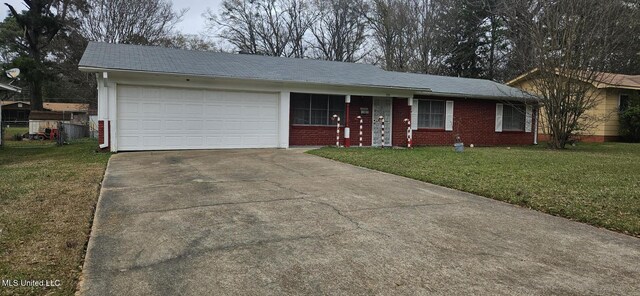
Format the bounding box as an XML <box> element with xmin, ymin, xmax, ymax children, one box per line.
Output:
<box><xmin>392</xmin><ymin>98</ymin><xmax>411</xmax><ymax>146</ymax></box>
<box><xmin>395</xmin><ymin>96</ymin><xmax>536</xmax><ymax>147</ymax></box>
<box><xmin>347</xmin><ymin>96</ymin><xmax>373</xmax><ymax>146</ymax></box>
<box><xmin>98</xmin><ymin>120</ymin><xmax>110</xmax><ymax>149</ymax></box>
<box><xmin>289</xmin><ymin>96</ymin><xmax>373</xmax><ymax>146</ymax></box>
<box><xmin>290</xmin><ymin>96</ymin><xmax>536</xmax><ymax>147</ymax></box>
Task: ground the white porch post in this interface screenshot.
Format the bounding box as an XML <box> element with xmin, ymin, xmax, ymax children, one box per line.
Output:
<box><xmin>344</xmin><ymin>95</ymin><xmax>351</xmax><ymax>147</ymax></box>
<box><xmin>98</xmin><ymin>72</ymin><xmax>109</xmax><ymax>149</ymax></box>
<box><xmin>108</xmin><ymin>82</ymin><xmax>117</xmax><ymax>152</ymax></box>
<box><xmin>279</xmin><ymin>91</ymin><xmax>290</xmax><ymax>148</ymax></box>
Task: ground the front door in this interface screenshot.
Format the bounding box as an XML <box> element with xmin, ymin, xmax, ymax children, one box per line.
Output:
<box><xmin>372</xmin><ymin>97</ymin><xmax>392</xmax><ymax>147</ymax></box>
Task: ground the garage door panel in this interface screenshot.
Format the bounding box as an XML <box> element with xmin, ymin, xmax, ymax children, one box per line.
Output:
<box><xmin>142</xmin><ymin>103</ymin><xmax>162</xmax><ymax>114</ymax></box>
<box><xmin>185</xmin><ymin>136</ymin><xmax>204</xmax><ymax>146</ymax></box>
<box><xmin>185</xmin><ymin>120</ymin><xmax>203</xmax><ymax>130</ymax></box>
<box><xmin>118</xmin><ymin>86</ymin><xmax>141</xmax><ymax>98</ymax></box>
<box><xmin>165</xmin><ymin>103</ymin><xmax>183</xmax><ymax>114</ymax></box>
<box><xmin>184</xmin><ymin>104</ymin><xmax>203</xmax><ymax>115</ymax></box>
<box><xmin>119</xmin><ymin>102</ymin><xmax>140</xmax><ymax>115</ymax></box>
<box><xmin>164</xmin><ymin>120</ymin><xmax>184</xmax><ymax>131</ymax></box>
<box><xmin>117</xmin><ymin>85</ymin><xmax>279</xmax><ymax>151</ymax></box>
<box><xmin>142</xmin><ymin>87</ymin><xmax>161</xmax><ymax>99</ymax></box>
<box><xmin>142</xmin><ymin>120</ymin><xmax>162</xmax><ymax>131</ymax></box>
<box><xmin>261</xmin><ymin>107</ymin><xmax>279</xmax><ymax>118</ymax></box>
<box><xmin>143</xmin><ymin>136</ymin><xmax>161</xmax><ymax>146</ymax></box>
<box><xmin>119</xmin><ymin>136</ymin><xmax>141</xmax><ymax>148</ymax></box>
<box><xmin>119</xmin><ymin>119</ymin><xmax>140</xmax><ymax>131</ymax></box>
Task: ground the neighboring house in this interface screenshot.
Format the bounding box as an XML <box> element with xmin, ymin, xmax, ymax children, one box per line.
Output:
<box><xmin>508</xmin><ymin>70</ymin><xmax>640</xmax><ymax>142</ymax></box>
<box><xmin>43</xmin><ymin>102</ymin><xmax>91</xmax><ymax>124</ymax></box>
<box><xmin>79</xmin><ymin>42</ymin><xmax>538</xmax><ymax>152</ymax></box>
<box><xmin>0</xmin><ymin>100</ymin><xmax>90</xmax><ymax>126</ymax></box>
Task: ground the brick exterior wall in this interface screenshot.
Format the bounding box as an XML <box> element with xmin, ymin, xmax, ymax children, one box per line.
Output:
<box><xmin>290</xmin><ymin>95</ymin><xmax>536</xmax><ymax>147</ymax></box>
<box><xmin>400</xmin><ymin>96</ymin><xmax>536</xmax><ymax>146</ymax></box>
<box><xmin>289</xmin><ymin>95</ymin><xmax>373</xmax><ymax>146</ymax></box>
<box><xmin>97</xmin><ymin>120</ymin><xmax>110</xmax><ymax>149</ymax></box>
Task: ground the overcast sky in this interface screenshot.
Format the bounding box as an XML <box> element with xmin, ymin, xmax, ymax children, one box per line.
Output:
<box><xmin>0</xmin><ymin>0</ymin><xmax>222</xmax><ymax>35</ymax></box>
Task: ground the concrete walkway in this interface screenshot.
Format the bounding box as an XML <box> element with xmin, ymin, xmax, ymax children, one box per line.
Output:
<box><xmin>80</xmin><ymin>149</ymin><xmax>640</xmax><ymax>295</ymax></box>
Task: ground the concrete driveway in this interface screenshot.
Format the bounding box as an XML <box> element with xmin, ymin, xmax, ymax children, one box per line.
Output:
<box><xmin>80</xmin><ymin>149</ymin><xmax>640</xmax><ymax>295</ymax></box>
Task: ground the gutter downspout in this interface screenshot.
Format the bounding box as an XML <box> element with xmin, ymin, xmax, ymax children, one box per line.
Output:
<box><xmin>533</xmin><ymin>107</ymin><xmax>538</xmax><ymax>145</ymax></box>
<box><xmin>99</xmin><ymin>72</ymin><xmax>109</xmax><ymax>149</ymax></box>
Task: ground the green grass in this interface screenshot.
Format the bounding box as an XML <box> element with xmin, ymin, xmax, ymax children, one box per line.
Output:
<box><xmin>0</xmin><ymin>139</ymin><xmax>110</xmax><ymax>296</ymax></box>
<box><xmin>2</xmin><ymin>127</ymin><xmax>28</xmax><ymax>141</ymax></box>
<box><xmin>308</xmin><ymin>143</ymin><xmax>640</xmax><ymax>236</ymax></box>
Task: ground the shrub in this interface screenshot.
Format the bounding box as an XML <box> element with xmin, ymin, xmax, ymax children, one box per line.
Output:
<box><xmin>619</xmin><ymin>106</ymin><xmax>640</xmax><ymax>142</ymax></box>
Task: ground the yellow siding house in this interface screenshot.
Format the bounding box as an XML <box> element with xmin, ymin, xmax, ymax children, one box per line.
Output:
<box><xmin>508</xmin><ymin>71</ymin><xmax>640</xmax><ymax>142</ymax></box>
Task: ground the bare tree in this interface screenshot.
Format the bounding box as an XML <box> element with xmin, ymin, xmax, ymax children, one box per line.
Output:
<box><xmin>207</xmin><ymin>0</ymin><xmax>315</xmax><ymax>57</ymax></box>
<box><xmin>309</xmin><ymin>0</ymin><xmax>369</xmax><ymax>62</ymax></box>
<box><xmin>367</xmin><ymin>0</ymin><xmax>451</xmax><ymax>74</ymax></box>
<box><xmin>78</xmin><ymin>0</ymin><xmax>184</xmax><ymax>45</ymax></box>
<box><xmin>414</xmin><ymin>0</ymin><xmax>447</xmax><ymax>74</ymax></box>
<box><xmin>283</xmin><ymin>0</ymin><xmax>316</xmax><ymax>58</ymax></box>
<box><xmin>159</xmin><ymin>33</ymin><xmax>219</xmax><ymax>51</ymax></box>
<box><xmin>206</xmin><ymin>0</ymin><xmax>261</xmax><ymax>54</ymax></box>
<box><xmin>368</xmin><ymin>0</ymin><xmax>417</xmax><ymax>71</ymax></box>
<box><xmin>503</xmin><ymin>0</ymin><xmax>628</xmax><ymax>149</ymax></box>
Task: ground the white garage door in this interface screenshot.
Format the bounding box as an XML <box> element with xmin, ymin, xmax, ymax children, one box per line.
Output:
<box><xmin>117</xmin><ymin>85</ymin><xmax>279</xmax><ymax>151</ymax></box>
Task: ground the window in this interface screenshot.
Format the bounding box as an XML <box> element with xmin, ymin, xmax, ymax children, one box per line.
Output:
<box><xmin>619</xmin><ymin>94</ymin><xmax>630</xmax><ymax>112</ymax></box>
<box><xmin>502</xmin><ymin>105</ymin><xmax>525</xmax><ymax>131</ymax></box>
<box><xmin>291</xmin><ymin>93</ymin><xmax>345</xmax><ymax>125</ymax></box>
<box><xmin>418</xmin><ymin>100</ymin><xmax>445</xmax><ymax>129</ymax></box>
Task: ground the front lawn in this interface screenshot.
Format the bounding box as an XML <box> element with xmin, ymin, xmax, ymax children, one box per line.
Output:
<box><xmin>309</xmin><ymin>143</ymin><xmax>640</xmax><ymax>236</ymax></box>
<box><xmin>0</xmin><ymin>139</ymin><xmax>110</xmax><ymax>295</ymax></box>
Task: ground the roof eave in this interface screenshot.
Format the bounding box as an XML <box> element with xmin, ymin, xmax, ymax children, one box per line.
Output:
<box><xmin>417</xmin><ymin>91</ymin><xmax>539</xmax><ymax>102</ymax></box>
<box><xmin>0</xmin><ymin>83</ymin><xmax>22</xmax><ymax>93</ymax></box>
<box><xmin>79</xmin><ymin>66</ymin><xmax>434</xmax><ymax>94</ymax></box>
<box><xmin>596</xmin><ymin>84</ymin><xmax>640</xmax><ymax>91</ymax></box>
<box><xmin>506</xmin><ymin>68</ymin><xmax>540</xmax><ymax>86</ymax></box>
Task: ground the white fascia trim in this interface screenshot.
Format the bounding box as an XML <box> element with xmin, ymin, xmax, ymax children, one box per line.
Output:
<box><xmin>78</xmin><ymin>66</ymin><xmax>432</xmax><ymax>95</ymax></box>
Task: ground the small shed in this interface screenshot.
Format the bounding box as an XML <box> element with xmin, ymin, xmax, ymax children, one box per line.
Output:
<box><xmin>28</xmin><ymin>111</ymin><xmax>72</xmax><ymax>135</ymax></box>
<box><xmin>1</xmin><ymin>101</ymin><xmax>30</xmax><ymax>125</ymax></box>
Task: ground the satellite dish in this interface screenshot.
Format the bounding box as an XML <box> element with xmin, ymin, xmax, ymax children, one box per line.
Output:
<box><xmin>5</xmin><ymin>68</ymin><xmax>20</xmax><ymax>79</ymax></box>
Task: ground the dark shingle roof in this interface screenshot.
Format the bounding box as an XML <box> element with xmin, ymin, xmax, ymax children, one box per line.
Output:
<box><xmin>79</xmin><ymin>42</ymin><xmax>534</xmax><ymax>101</ymax></box>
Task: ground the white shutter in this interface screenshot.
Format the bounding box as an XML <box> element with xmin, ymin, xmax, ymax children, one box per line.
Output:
<box><xmin>445</xmin><ymin>100</ymin><xmax>454</xmax><ymax>131</ymax></box>
<box><xmin>411</xmin><ymin>100</ymin><xmax>419</xmax><ymax>130</ymax></box>
<box><xmin>525</xmin><ymin>105</ymin><xmax>533</xmax><ymax>133</ymax></box>
<box><xmin>495</xmin><ymin>103</ymin><xmax>503</xmax><ymax>132</ymax></box>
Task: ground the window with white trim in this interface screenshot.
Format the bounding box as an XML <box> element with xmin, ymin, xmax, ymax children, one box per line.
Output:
<box><xmin>291</xmin><ymin>93</ymin><xmax>344</xmax><ymax>125</ymax></box>
<box><xmin>418</xmin><ymin>100</ymin><xmax>445</xmax><ymax>129</ymax></box>
<box><xmin>502</xmin><ymin>104</ymin><xmax>526</xmax><ymax>131</ymax></box>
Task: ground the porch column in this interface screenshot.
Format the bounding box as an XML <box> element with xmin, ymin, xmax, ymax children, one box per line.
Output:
<box><xmin>344</xmin><ymin>95</ymin><xmax>351</xmax><ymax>147</ymax></box>
<box><xmin>279</xmin><ymin>91</ymin><xmax>290</xmax><ymax>148</ymax></box>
